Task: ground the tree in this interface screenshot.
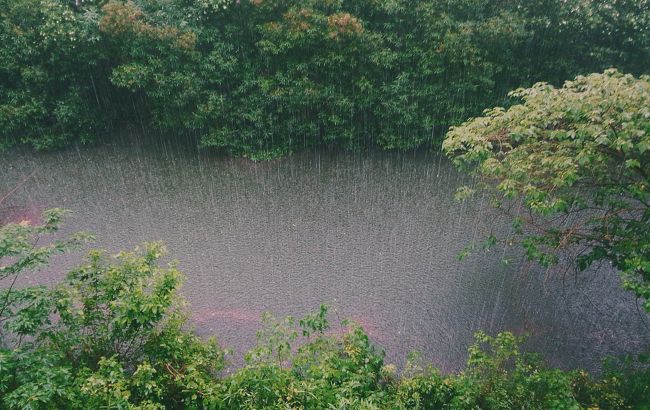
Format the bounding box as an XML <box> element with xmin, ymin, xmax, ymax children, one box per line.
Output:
<box><xmin>0</xmin><ymin>0</ymin><xmax>110</xmax><ymax>149</ymax></box>
<box><xmin>0</xmin><ymin>240</ymin><xmax>225</xmax><ymax>409</ymax></box>
<box><xmin>0</xmin><ymin>209</ymin><xmax>91</xmax><ymax>347</ymax></box>
<box><xmin>443</xmin><ymin>69</ymin><xmax>650</xmax><ymax>310</ymax></box>
<box><xmin>3</xmin><ymin>0</ymin><xmax>648</xmax><ymax>155</ymax></box>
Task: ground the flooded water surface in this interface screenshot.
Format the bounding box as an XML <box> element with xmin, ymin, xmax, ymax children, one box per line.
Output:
<box><xmin>1</xmin><ymin>134</ymin><xmax>648</xmax><ymax>371</ymax></box>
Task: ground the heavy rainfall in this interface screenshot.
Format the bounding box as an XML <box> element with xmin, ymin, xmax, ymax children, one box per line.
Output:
<box><xmin>1</xmin><ymin>0</ymin><xmax>649</xmax><ymax>408</ymax></box>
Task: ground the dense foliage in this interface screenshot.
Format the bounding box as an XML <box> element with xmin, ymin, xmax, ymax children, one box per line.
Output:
<box><xmin>0</xmin><ymin>211</ymin><xmax>648</xmax><ymax>409</ymax></box>
<box><xmin>443</xmin><ymin>70</ymin><xmax>650</xmax><ymax>311</ymax></box>
<box><xmin>1</xmin><ymin>0</ymin><xmax>648</xmax><ymax>157</ymax></box>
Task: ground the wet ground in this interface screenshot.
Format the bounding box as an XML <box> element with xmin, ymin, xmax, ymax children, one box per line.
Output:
<box><xmin>1</xmin><ymin>133</ymin><xmax>648</xmax><ymax>371</ymax></box>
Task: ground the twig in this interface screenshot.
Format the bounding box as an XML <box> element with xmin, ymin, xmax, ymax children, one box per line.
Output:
<box><xmin>0</xmin><ymin>169</ymin><xmax>37</xmax><ymax>206</ymax></box>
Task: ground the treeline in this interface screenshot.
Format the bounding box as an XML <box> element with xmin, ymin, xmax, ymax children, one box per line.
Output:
<box><xmin>1</xmin><ymin>0</ymin><xmax>648</xmax><ymax>158</ymax></box>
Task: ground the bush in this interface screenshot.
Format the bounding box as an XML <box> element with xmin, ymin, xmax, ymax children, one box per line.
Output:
<box><xmin>1</xmin><ymin>211</ymin><xmax>648</xmax><ymax>408</ymax></box>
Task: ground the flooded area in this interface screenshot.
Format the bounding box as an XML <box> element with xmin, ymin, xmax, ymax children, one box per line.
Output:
<box><xmin>2</xmin><ymin>133</ymin><xmax>647</xmax><ymax>371</ymax></box>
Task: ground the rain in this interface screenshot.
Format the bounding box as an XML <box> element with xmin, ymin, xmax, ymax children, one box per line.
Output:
<box><xmin>1</xmin><ymin>130</ymin><xmax>646</xmax><ymax>372</ymax></box>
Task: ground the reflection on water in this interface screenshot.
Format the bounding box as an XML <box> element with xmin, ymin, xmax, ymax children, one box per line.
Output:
<box><xmin>1</xmin><ymin>132</ymin><xmax>648</xmax><ymax>372</ymax></box>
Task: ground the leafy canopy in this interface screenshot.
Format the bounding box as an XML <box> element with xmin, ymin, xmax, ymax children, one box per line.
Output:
<box><xmin>443</xmin><ymin>69</ymin><xmax>650</xmax><ymax>310</ymax></box>
<box><xmin>1</xmin><ymin>0</ymin><xmax>648</xmax><ymax>156</ymax></box>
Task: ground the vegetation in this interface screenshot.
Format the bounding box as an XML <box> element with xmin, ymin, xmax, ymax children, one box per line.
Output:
<box><xmin>1</xmin><ymin>0</ymin><xmax>649</xmax><ymax>408</ymax></box>
<box><xmin>1</xmin><ymin>0</ymin><xmax>648</xmax><ymax>157</ymax></box>
<box><xmin>0</xmin><ymin>211</ymin><xmax>648</xmax><ymax>409</ymax></box>
<box><xmin>443</xmin><ymin>70</ymin><xmax>650</xmax><ymax>311</ymax></box>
